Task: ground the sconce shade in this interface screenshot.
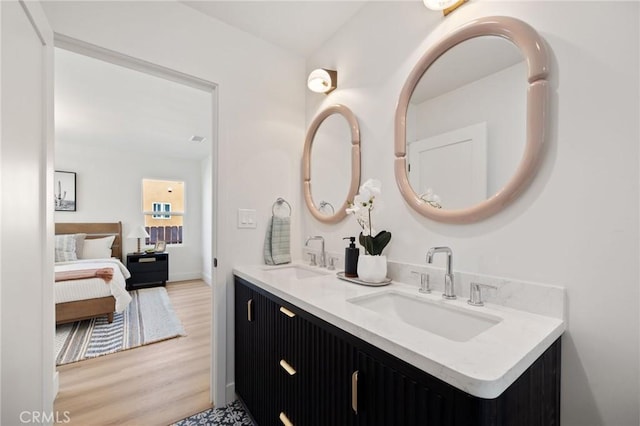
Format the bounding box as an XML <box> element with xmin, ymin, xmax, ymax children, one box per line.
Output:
<box><xmin>423</xmin><ymin>0</ymin><xmax>457</xmax><ymax>9</ymax></box>
<box><xmin>307</xmin><ymin>68</ymin><xmax>337</xmax><ymax>94</ymax></box>
<box><xmin>423</xmin><ymin>0</ymin><xmax>467</xmax><ymax>14</ymax></box>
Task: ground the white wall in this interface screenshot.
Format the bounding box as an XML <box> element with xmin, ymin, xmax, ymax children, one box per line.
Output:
<box><xmin>409</xmin><ymin>61</ymin><xmax>526</xmax><ymax>195</ymax></box>
<box><xmin>42</xmin><ymin>0</ymin><xmax>306</xmax><ymax>404</ymax></box>
<box><xmin>304</xmin><ymin>2</ymin><xmax>639</xmax><ymax>425</ymax></box>
<box><xmin>55</xmin><ymin>142</ymin><xmax>204</xmax><ymax>282</ymax></box>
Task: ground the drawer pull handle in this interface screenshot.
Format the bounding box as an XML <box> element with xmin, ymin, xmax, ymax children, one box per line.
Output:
<box><xmin>279</xmin><ymin>412</ymin><xmax>294</xmax><ymax>426</ymax></box>
<box><xmin>279</xmin><ymin>306</ymin><xmax>296</xmax><ymax>318</ymax></box>
<box><xmin>247</xmin><ymin>299</ymin><xmax>253</xmax><ymax>322</ymax></box>
<box><xmin>279</xmin><ymin>359</ymin><xmax>297</xmax><ymax>376</ymax></box>
<box><xmin>352</xmin><ymin>370</ymin><xmax>359</xmax><ymax>414</ymax></box>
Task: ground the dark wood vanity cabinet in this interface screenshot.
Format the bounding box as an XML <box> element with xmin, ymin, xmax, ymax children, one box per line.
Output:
<box><xmin>234</xmin><ymin>280</ymin><xmax>277</xmax><ymax>426</ymax></box>
<box><xmin>354</xmin><ymin>349</ymin><xmax>453</xmax><ymax>425</ymax></box>
<box><xmin>234</xmin><ymin>276</ymin><xmax>561</xmax><ymax>426</ymax></box>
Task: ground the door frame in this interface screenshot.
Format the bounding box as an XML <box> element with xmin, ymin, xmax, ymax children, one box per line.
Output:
<box><xmin>51</xmin><ymin>34</ymin><xmax>224</xmax><ymax>405</ymax></box>
<box><xmin>1</xmin><ymin>0</ymin><xmax>55</xmax><ymax>422</ymax></box>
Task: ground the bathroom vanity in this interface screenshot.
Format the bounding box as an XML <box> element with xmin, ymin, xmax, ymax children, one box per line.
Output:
<box><xmin>233</xmin><ymin>265</ymin><xmax>564</xmax><ymax>426</ymax></box>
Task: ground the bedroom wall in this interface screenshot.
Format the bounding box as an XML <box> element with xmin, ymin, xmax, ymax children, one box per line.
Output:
<box><xmin>42</xmin><ymin>0</ymin><xmax>305</xmax><ymax>404</ymax></box>
<box><xmin>303</xmin><ymin>2</ymin><xmax>639</xmax><ymax>426</ymax></box>
<box><xmin>55</xmin><ymin>142</ymin><xmax>204</xmax><ymax>282</ymax></box>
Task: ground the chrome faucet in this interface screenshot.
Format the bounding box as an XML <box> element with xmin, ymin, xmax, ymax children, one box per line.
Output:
<box><xmin>305</xmin><ymin>236</ymin><xmax>326</xmax><ymax>268</ymax></box>
<box><xmin>426</xmin><ymin>246</ymin><xmax>456</xmax><ymax>299</ymax></box>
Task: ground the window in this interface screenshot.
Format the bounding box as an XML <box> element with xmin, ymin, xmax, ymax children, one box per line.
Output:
<box><xmin>152</xmin><ymin>202</ymin><xmax>171</xmax><ymax>219</ymax></box>
<box><xmin>142</xmin><ymin>179</ymin><xmax>184</xmax><ymax>245</ymax></box>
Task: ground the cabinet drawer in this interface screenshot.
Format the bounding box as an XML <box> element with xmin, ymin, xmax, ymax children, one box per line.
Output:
<box><xmin>128</xmin><ymin>253</ymin><xmax>167</xmax><ymax>263</ymax></box>
<box><xmin>128</xmin><ymin>261</ymin><xmax>167</xmax><ymax>274</ymax></box>
<box><xmin>275</xmin><ymin>304</ymin><xmax>309</xmax><ymax>367</ymax></box>
<box><xmin>128</xmin><ymin>271</ymin><xmax>167</xmax><ymax>284</ymax></box>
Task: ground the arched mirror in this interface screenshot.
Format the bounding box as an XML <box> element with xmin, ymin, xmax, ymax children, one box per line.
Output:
<box><xmin>303</xmin><ymin>104</ymin><xmax>361</xmax><ymax>224</ymax></box>
<box><xmin>395</xmin><ymin>16</ymin><xmax>550</xmax><ymax>223</ymax></box>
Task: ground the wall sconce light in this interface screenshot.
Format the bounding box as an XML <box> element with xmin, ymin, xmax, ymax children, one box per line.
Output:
<box><xmin>423</xmin><ymin>0</ymin><xmax>468</xmax><ymax>16</ymax></box>
<box><xmin>307</xmin><ymin>68</ymin><xmax>337</xmax><ymax>94</ymax></box>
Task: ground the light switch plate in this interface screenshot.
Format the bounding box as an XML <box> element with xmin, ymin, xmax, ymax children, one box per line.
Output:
<box><xmin>238</xmin><ymin>209</ymin><xmax>257</xmax><ymax>229</ymax></box>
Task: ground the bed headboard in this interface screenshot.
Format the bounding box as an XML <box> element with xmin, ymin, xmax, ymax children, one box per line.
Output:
<box><xmin>55</xmin><ymin>222</ymin><xmax>123</xmax><ymax>261</ymax></box>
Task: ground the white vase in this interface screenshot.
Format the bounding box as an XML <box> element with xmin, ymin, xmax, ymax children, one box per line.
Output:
<box><xmin>357</xmin><ymin>255</ymin><xmax>387</xmax><ymax>283</ymax></box>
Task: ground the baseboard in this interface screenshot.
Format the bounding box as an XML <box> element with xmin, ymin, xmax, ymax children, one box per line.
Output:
<box><xmin>168</xmin><ymin>272</ymin><xmax>202</xmax><ymax>282</ymax></box>
<box><xmin>225</xmin><ymin>382</ymin><xmax>235</xmax><ymax>405</ymax></box>
<box><xmin>203</xmin><ymin>272</ymin><xmax>212</xmax><ymax>286</ymax></box>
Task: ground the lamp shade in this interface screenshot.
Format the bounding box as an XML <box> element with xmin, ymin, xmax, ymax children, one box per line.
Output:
<box><xmin>307</xmin><ymin>68</ymin><xmax>337</xmax><ymax>94</ymax></box>
<box><xmin>127</xmin><ymin>225</ymin><xmax>150</xmax><ymax>239</ymax></box>
<box><xmin>423</xmin><ymin>0</ymin><xmax>459</xmax><ymax>10</ymax></box>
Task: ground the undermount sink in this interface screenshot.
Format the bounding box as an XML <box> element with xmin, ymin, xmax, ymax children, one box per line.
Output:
<box><xmin>262</xmin><ymin>265</ymin><xmax>328</xmax><ymax>280</ymax></box>
<box><xmin>348</xmin><ymin>290</ymin><xmax>501</xmax><ymax>342</ymax></box>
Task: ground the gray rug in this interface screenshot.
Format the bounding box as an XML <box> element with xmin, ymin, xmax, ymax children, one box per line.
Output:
<box><xmin>56</xmin><ymin>287</ymin><xmax>186</xmax><ymax>365</ymax></box>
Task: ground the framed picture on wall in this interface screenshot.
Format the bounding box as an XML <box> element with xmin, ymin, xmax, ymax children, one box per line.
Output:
<box><xmin>54</xmin><ymin>171</ymin><xmax>76</xmax><ymax>212</ymax></box>
<box><xmin>154</xmin><ymin>240</ymin><xmax>166</xmax><ymax>252</ymax></box>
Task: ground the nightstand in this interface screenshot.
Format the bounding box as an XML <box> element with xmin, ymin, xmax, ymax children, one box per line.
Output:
<box><xmin>126</xmin><ymin>252</ymin><xmax>169</xmax><ymax>291</ymax></box>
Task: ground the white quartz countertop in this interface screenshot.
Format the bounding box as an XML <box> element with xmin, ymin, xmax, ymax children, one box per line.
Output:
<box><xmin>233</xmin><ymin>263</ymin><xmax>565</xmax><ymax>399</ymax></box>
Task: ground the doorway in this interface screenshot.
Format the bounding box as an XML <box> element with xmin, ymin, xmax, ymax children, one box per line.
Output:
<box><xmin>51</xmin><ymin>35</ymin><xmax>220</xmax><ymax>423</ymax></box>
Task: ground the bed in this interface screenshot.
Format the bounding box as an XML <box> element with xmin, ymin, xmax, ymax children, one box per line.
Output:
<box><xmin>54</xmin><ymin>222</ymin><xmax>132</xmax><ymax>325</ymax></box>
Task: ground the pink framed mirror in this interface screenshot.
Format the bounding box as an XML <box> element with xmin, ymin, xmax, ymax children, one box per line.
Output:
<box><xmin>303</xmin><ymin>104</ymin><xmax>361</xmax><ymax>224</ymax></box>
<box><xmin>394</xmin><ymin>16</ymin><xmax>550</xmax><ymax>223</ymax></box>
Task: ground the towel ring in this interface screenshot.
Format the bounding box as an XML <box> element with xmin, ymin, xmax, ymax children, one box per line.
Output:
<box><xmin>272</xmin><ymin>197</ymin><xmax>292</xmax><ymax>217</ymax></box>
<box><xmin>319</xmin><ymin>201</ymin><xmax>335</xmax><ymax>214</ymax></box>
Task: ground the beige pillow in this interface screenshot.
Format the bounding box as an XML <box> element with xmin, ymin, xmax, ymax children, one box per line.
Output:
<box><xmin>80</xmin><ymin>236</ymin><xmax>115</xmax><ymax>259</ymax></box>
<box><xmin>55</xmin><ymin>234</ymin><xmax>77</xmax><ymax>262</ymax></box>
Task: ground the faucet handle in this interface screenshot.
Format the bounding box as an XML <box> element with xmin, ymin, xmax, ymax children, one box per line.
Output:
<box><xmin>327</xmin><ymin>256</ymin><xmax>339</xmax><ymax>271</ymax></box>
<box><xmin>308</xmin><ymin>252</ymin><xmax>317</xmax><ymax>266</ymax></box>
<box><xmin>467</xmin><ymin>282</ymin><xmax>497</xmax><ymax>307</ymax></box>
<box><xmin>411</xmin><ymin>271</ymin><xmax>431</xmax><ymax>294</ymax></box>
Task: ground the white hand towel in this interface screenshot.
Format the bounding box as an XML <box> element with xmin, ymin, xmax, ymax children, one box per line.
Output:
<box><xmin>264</xmin><ymin>216</ymin><xmax>291</xmax><ymax>265</ymax></box>
<box><xmin>270</xmin><ymin>216</ymin><xmax>291</xmax><ymax>265</ymax></box>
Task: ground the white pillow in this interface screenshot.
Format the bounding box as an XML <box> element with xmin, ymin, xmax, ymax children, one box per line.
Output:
<box><xmin>73</xmin><ymin>233</ymin><xmax>87</xmax><ymax>256</ymax></box>
<box><xmin>55</xmin><ymin>234</ymin><xmax>77</xmax><ymax>262</ymax></box>
<box><xmin>80</xmin><ymin>236</ymin><xmax>115</xmax><ymax>259</ymax></box>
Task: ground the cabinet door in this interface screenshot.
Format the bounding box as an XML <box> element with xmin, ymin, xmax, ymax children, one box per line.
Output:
<box><xmin>307</xmin><ymin>323</ymin><xmax>356</xmax><ymax>426</ymax></box>
<box><xmin>234</xmin><ymin>279</ymin><xmax>276</xmax><ymax>425</ymax></box>
<box><xmin>355</xmin><ymin>350</ymin><xmax>454</xmax><ymax>426</ymax></box>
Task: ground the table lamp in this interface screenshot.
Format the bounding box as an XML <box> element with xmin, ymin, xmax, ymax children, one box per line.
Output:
<box><xmin>127</xmin><ymin>225</ymin><xmax>150</xmax><ymax>254</ymax></box>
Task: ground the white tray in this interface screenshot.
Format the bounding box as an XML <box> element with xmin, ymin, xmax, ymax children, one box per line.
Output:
<box><xmin>336</xmin><ymin>271</ymin><xmax>392</xmax><ymax>287</ymax></box>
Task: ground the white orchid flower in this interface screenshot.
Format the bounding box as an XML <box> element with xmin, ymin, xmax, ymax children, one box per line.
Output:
<box><xmin>360</xmin><ymin>179</ymin><xmax>381</xmax><ymax>198</ymax></box>
<box><xmin>353</xmin><ymin>193</ymin><xmax>372</xmax><ymax>209</ymax></box>
<box><xmin>345</xmin><ymin>203</ymin><xmax>360</xmax><ymax>215</ymax></box>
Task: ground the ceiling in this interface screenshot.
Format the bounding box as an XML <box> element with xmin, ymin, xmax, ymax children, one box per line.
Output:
<box><xmin>411</xmin><ymin>36</ymin><xmax>524</xmax><ymax>104</ymax></box>
<box><xmin>55</xmin><ymin>47</ymin><xmax>212</xmax><ymax>161</ymax></box>
<box><xmin>55</xmin><ymin>2</ymin><xmax>371</xmax><ymax>160</ymax></box>
<box><xmin>181</xmin><ymin>1</ymin><xmax>369</xmax><ymax>57</ymax></box>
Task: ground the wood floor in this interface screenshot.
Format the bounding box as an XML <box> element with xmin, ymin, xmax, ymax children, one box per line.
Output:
<box><xmin>54</xmin><ymin>280</ymin><xmax>212</xmax><ymax>426</ymax></box>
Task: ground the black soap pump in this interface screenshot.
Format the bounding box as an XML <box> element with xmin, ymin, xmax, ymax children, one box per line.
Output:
<box><xmin>343</xmin><ymin>237</ymin><xmax>359</xmax><ymax>278</ymax></box>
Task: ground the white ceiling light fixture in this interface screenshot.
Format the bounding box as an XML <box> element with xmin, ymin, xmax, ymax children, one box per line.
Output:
<box><xmin>307</xmin><ymin>68</ymin><xmax>337</xmax><ymax>94</ymax></box>
<box><xmin>423</xmin><ymin>0</ymin><xmax>468</xmax><ymax>16</ymax></box>
<box><xmin>189</xmin><ymin>135</ymin><xmax>206</xmax><ymax>143</ymax></box>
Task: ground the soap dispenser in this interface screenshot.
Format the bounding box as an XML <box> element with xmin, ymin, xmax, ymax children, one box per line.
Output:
<box><xmin>343</xmin><ymin>237</ymin><xmax>359</xmax><ymax>278</ymax></box>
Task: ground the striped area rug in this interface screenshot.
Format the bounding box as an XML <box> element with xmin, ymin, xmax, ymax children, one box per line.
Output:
<box><xmin>56</xmin><ymin>287</ymin><xmax>186</xmax><ymax>365</ymax></box>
